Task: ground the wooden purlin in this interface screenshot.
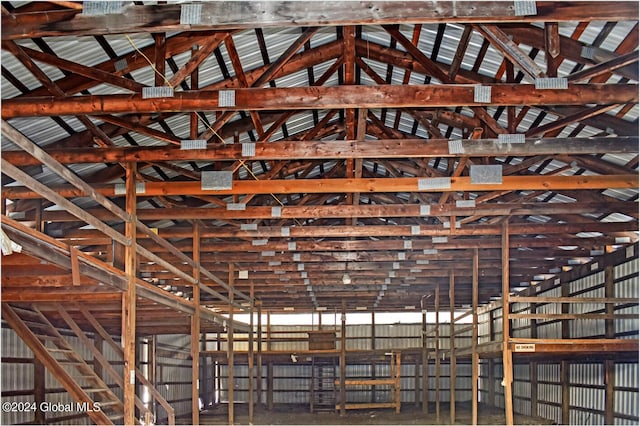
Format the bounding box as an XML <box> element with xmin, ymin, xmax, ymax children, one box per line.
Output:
<box><xmin>2</xmin><ymin>2</ymin><xmax>638</xmax><ymax>40</ymax></box>
<box><xmin>3</xmin><ymin>83</ymin><xmax>637</xmax><ymax>117</ymax></box>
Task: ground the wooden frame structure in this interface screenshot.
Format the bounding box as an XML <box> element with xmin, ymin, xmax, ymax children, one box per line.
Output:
<box><xmin>1</xmin><ymin>1</ymin><xmax>638</xmax><ymax>425</ymax></box>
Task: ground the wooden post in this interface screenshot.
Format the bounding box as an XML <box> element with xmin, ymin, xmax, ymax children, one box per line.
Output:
<box><xmin>530</xmin><ymin>293</ymin><xmax>538</xmax><ymax>418</ymax></box>
<box><xmin>604</xmin><ymin>265</ymin><xmax>615</xmax><ymax>425</ymax></box>
<box><xmin>395</xmin><ymin>352</ymin><xmax>401</xmax><ymax>414</ymax></box>
<box><xmin>421</xmin><ymin>302</ymin><xmax>429</xmax><ymax>414</ymax></box>
<box><xmin>33</xmin><ymin>200</ymin><xmax>45</xmax><ymax>425</ymax></box>
<box><xmin>371</xmin><ymin>311</ymin><xmax>376</xmax><ymax>403</ymax></box>
<box><xmin>414</xmin><ymin>355</ymin><xmax>420</xmax><ymax>408</ymax></box>
<box><xmin>248</xmin><ymin>283</ymin><xmax>255</xmax><ymax>424</ymax></box>
<box><xmin>561</xmin><ymin>360</ymin><xmax>570</xmax><ymax>424</ymax></box>
<box><xmin>435</xmin><ymin>285</ymin><xmax>441</xmax><ymax>422</ymax></box>
<box><xmin>488</xmin><ymin>308</ymin><xmax>495</xmax><ymax>407</ymax></box>
<box><xmin>191</xmin><ymin>223</ymin><xmax>201</xmax><ymax>425</ymax></box>
<box><xmin>123</xmin><ymin>162</ymin><xmax>137</xmax><ymax>426</ymax></box>
<box><xmin>501</xmin><ymin>219</ymin><xmax>514</xmax><ymax>426</ymax></box>
<box><xmin>561</xmin><ymin>278</ymin><xmax>570</xmax><ymax>425</ymax></box>
<box><xmin>228</xmin><ymin>264</ymin><xmax>234</xmax><ymax>425</ymax></box>
<box><xmin>472</xmin><ymin>248</ymin><xmax>479</xmax><ymax>426</ymax></box>
<box><xmin>449</xmin><ymin>270</ymin><xmax>456</xmax><ymax>425</ymax></box>
<box><xmin>257</xmin><ymin>302</ymin><xmax>263</xmax><ymax>408</ymax></box>
<box><xmin>340</xmin><ymin>298</ymin><xmax>347</xmax><ymax>416</ymax></box>
<box><xmin>150</xmin><ymin>335</ymin><xmax>157</xmax><ymax>419</ymax></box>
<box><xmin>266</xmin><ymin>311</ymin><xmax>273</xmax><ymax>411</ymax></box>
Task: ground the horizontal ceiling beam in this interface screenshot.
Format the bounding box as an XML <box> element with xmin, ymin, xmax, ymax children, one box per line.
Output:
<box><xmin>2</xmin><ymin>84</ymin><xmax>637</xmax><ymax>118</ymax></box>
<box><xmin>33</xmin><ymin>201</ymin><xmax>638</xmax><ymax>223</ymax></box>
<box><xmin>3</xmin><ymin>175</ymin><xmax>636</xmax><ymax>200</ymax></box>
<box><xmin>3</xmin><ymin>136</ymin><xmax>636</xmax><ymax>166</ymax></box>
<box><xmin>2</xmin><ymin>2</ymin><xmax>636</xmax><ymax>40</ymax></box>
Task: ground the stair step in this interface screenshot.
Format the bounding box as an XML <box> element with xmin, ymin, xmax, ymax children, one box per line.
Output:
<box><xmin>34</xmin><ymin>334</ymin><xmax>63</xmax><ymax>341</ymax></box>
<box><xmin>97</xmin><ymin>401</ymin><xmax>122</xmax><ymax>408</ymax></box>
<box><xmin>82</xmin><ymin>387</ymin><xmax>110</xmax><ymax>393</ymax></box>
<box><xmin>107</xmin><ymin>414</ymin><xmax>124</xmax><ymax>421</ymax></box>
<box><xmin>47</xmin><ymin>348</ymin><xmax>75</xmax><ymax>353</ymax></box>
<box><xmin>8</xmin><ymin>306</ymin><xmax>42</xmax><ymax>317</ymax></box>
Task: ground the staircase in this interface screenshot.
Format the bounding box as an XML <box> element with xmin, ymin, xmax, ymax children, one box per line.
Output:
<box><xmin>2</xmin><ymin>304</ymin><xmax>124</xmax><ymax>424</ymax></box>
<box><xmin>1</xmin><ymin>303</ymin><xmax>175</xmax><ymax>425</ymax></box>
<box><xmin>310</xmin><ymin>356</ymin><xmax>337</xmax><ymax>413</ymax></box>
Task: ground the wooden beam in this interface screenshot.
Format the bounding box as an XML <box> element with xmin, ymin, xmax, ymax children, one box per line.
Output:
<box><xmin>4</xmin><ymin>136</ymin><xmax>635</xmax><ymax>166</ymax></box>
<box><xmin>35</xmin><ymin>200</ymin><xmax>639</xmax><ymax>224</ymax></box>
<box><xmin>3</xmin><ymin>2</ymin><xmax>636</xmax><ymax>40</ymax></box>
<box><xmin>3</xmin><ymin>83</ymin><xmax>636</xmax><ymax>117</ymax></box>
<box><xmin>123</xmin><ymin>162</ymin><xmax>137</xmax><ymax>426</ymax></box>
<box><xmin>191</xmin><ymin>223</ymin><xmax>201</xmax><ymax>426</ymax></box>
<box><xmin>4</xmin><ymin>174</ymin><xmax>636</xmax><ymax>200</ymax></box>
<box><xmin>228</xmin><ymin>263</ymin><xmax>235</xmax><ymax>424</ymax></box>
<box><xmin>340</xmin><ymin>298</ymin><xmax>347</xmax><ymax>416</ymax></box>
<box><xmin>449</xmin><ymin>269</ymin><xmax>456</xmax><ymax>424</ymax></box>
<box><xmin>435</xmin><ymin>284</ymin><xmax>440</xmax><ymax>422</ymax></box>
<box><xmin>471</xmin><ymin>249</ymin><xmax>479</xmax><ymax>426</ymax></box>
<box><xmin>502</xmin><ymin>219</ymin><xmax>514</xmax><ymax>426</ymax></box>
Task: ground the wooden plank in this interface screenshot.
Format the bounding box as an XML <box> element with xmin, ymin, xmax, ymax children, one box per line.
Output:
<box><xmin>3</xmin><ymin>2</ymin><xmax>635</xmax><ymax>40</ymax></box>
<box><xmin>1</xmin><ymin>120</ymin><xmax>128</xmax><ymax>222</ymax></box>
<box><xmin>341</xmin><ymin>379</ymin><xmax>397</xmax><ymax>386</ymax></box>
<box><xmin>509</xmin><ymin>313</ymin><xmax>638</xmax><ymax>320</ymax></box>
<box><xmin>509</xmin><ymin>296</ymin><xmax>638</xmax><ymax>304</ymax></box>
<box><xmin>31</xmin><ymin>199</ymin><xmax>639</xmax><ymax>222</ymax></box>
<box><xmin>248</xmin><ymin>282</ymin><xmax>254</xmax><ymax>424</ymax></box>
<box><xmin>5</xmin><ymin>174</ymin><xmax>637</xmax><ymax>200</ymax></box>
<box><xmin>3</xmin><ymin>83</ymin><xmax>636</xmax><ymax>117</ymax></box>
<box><xmin>449</xmin><ymin>269</ymin><xmax>456</xmax><ymax>425</ymax></box>
<box><xmin>228</xmin><ymin>263</ymin><xmax>235</xmax><ymax>425</ymax></box>
<box><xmin>340</xmin><ymin>298</ymin><xmax>347</xmax><ymax>416</ymax></box>
<box><xmin>561</xmin><ymin>360</ymin><xmax>569</xmax><ymax>424</ymax></box>
<box><xmin>336</xmin><ymin>402</ymin><xmax>399</xmax><ymax>410</ymax></box>
<box><xmin>471</xmin><ymin>249</ymin><xmax>479</xmax><ymax>426</ymax></box>
<box><xmin>435</xmin><ymin>285</ymin><xmax>440</xmax><ymax>422</ymax></box>
<box><xmin>502</xmin><ymin>220</ymin><xmax>514</xmax><ymax>426</ymax></box>
<box><xmin>0</xmin><ymin>159</ymin><xmax>130</xmax><ymax>246</ymax></box>
<box><xmin>123</xmin><ymin>163</ymin><xmax>137</xmax><ymax>426</ymax></box>
<box><xmin>191</xmin><ymin>223</ymin><xmax>201</xmax><ymax>426</ymax></box>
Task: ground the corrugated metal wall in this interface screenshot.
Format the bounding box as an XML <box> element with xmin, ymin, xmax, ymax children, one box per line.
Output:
<box><xmin>210</xmin><ymin>323</ymin><xmax>474</xmax><ymax>406</ymax></box>
<box><xmin>477</xmin><ymin>250</ymin><xmax>638</xmax><ymax>425</ymax></box>
<box><xmin>1</xmin><ymin>325</ymin><xmax>97</xmax><ymax>425</ymax></box>
<box><xmin>155</xmin><ymin>334</ymin><xmax>192</xmax><ymax>422</ymax></box>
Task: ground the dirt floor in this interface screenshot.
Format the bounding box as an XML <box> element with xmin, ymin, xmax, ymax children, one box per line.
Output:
<box><xmin>190</xmin><ymin>402</ymin><xmax>556</xmax><ymax>425</ymax></box>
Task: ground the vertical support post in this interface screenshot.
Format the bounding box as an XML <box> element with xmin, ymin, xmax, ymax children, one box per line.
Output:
<box><xmin>395</xmin><ymin>352</ymin><xmax>401</xmax><ymax>414</ymax></box>
<box><xmin>501</xmin><ymin>219</ymin><xmax>514</xmax><ymax>426</ymax></box>
<box><xmin>472</xmin><ymin>249</ymin><xmax>479</xmax><ymax>426</ymax></box>
<box><xmin>561</xmin><ymin>278</ymin><xmax>570</xmax><ymax>425</ymax></box>
<box><xmin>530</xmin><ymin>293</ymin><xmax>538</xmax><ymax>418</ymax></box>
<box><xmin>150</xmin><ymin>335</ymin><xmax>157</xmax><ymax>419</ymax></box>
<box><xmin>266</xmin><ymin>311</ymin><xmax>273</xmax><ymax>411</ymax></box>
<box><xmin>488</xmin><ymin>309</ymin><xmax>495</xmax><ymax>407</ymax></box>
<box><xmin>435</xmin><ymin>285</ymin><xmax>441</xmax><ymax>422</ymax></box>
<box><xmin>604</xmin><ymin>265</ymin><xmax>615</xmax><ymax>425</ymax></box>
<box><xmin>248</xmin><ymin>283</ymin><xmax>255</xmax><ymax>424</ymax></box>
<box><xmin>215</xmin><ymin>332</ymin><xmax>221</xmax><ymax>404</ymax></box>
<box><xmin>561</xmin><ymin>360</ymin><xmax>570</xmax><ymax>424</ymax></box>
<box><xmin>422</xmin><ymin>303</ymin><xmax>428</xmax><ymax>414</ymax></box>
<box><xmin>123</xmin><ymin>162</ymin><xmax>137</xmax><ymax>426</ymax></box>
<box><xmin>33</xmin><ymin>201</ymin><xmax>45</xmax><ymax>425</ymax></box>
<box><xmin>449</xmin><ymin>270</ymin><xmax>456</xmax><ymax>425</ymax></box>
<box><xmin>191</xmin><ymin>223</ymin><xmax>201</xmax><ymax>425</ymax></box>
<box><xmin>371</xmin><ymin>311</ymin><xmax>376</xmax><ymax>403</ymax></box>
<box><xmin>414</xmin><ymin>353</ymin><xmax>420</xmax><ymax>408</ymax></box>
<box><xmin>228</xmin><ymin>264</ymin><xmax>235</xmax><ymax>425</ymax></box>
<box><xmin>340</xmin><ymin>299</ymin><xmax>347</xmax><ymax>415</ymax></box>
<box><xmin>257</xmin><ymin>301</ymin><xmax>263</xmax><ymax>408</ymax></box>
